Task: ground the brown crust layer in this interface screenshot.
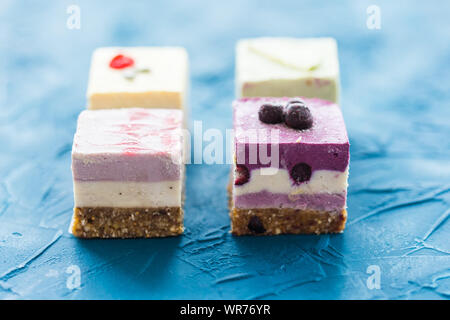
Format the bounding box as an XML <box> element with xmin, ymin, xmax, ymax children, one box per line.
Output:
<box><xmin>230</xmin><ymin>207</ymin><xmax>347</xmax><ymax>236</ymax></box>
<box><xmin>72</xmin><ymin>207</ymin><xmax>183</xmax><ymax>238</ymax></box>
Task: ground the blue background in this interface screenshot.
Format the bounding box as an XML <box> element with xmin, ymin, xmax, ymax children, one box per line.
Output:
<box><xmin>0</xmin><ymin>0</ymin><xmax>449</xmax><ymax>299</ymax></box>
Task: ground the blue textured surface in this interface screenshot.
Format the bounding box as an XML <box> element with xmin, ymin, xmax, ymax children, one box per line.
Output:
<box><xmin>0</xmin><ymin>0</ymin><xmax>449</xmax><ymax>300</ymax></box>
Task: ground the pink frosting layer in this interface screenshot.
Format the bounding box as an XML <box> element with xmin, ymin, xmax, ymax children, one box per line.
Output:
<box><xmin>234</xmin><ymin>191</ymin><xmax>346</xmax><ymax>211</ymax></box>
<box><xmin>72</xmin><ymin>108</ymin><xmax>183</xmax><ymax>182</ymax></box>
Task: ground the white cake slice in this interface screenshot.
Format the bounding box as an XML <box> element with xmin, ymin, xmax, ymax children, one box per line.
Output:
<box><xmin>87</xmin><ymin>47</ymin><xmax>189</xmax><ymax>110</ymax></box>
<box><xmin>236</xmin><ymin>37</ymin><xmax>340</xmax><ymax>103</ymax></box>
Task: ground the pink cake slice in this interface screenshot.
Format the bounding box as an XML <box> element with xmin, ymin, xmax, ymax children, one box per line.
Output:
<box><xmin>71</xmin><ymin>108</ymin><xmax>184</xmax><ymax>238</ymax></box>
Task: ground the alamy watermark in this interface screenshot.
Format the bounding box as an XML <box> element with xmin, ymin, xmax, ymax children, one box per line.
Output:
<box><xmin>366</xmin><ymin>5</ymin><xmax>381</xmax><ymax>30</ymax></box>
<box><xmin>366</xmin><ymin>265</ymin><xmax>381</xmax><ymax>290</ymax></box>
<box><xmin>44</xmin><ymin>265</ymin><xmax>81</xmax><ymax>290</ymax></box>
<box><xmin>66</xmin><ymin>265</ymin><xmax>81</xmax><ymax>290</ymax></box>
<box><xmin>174</xmin><ymin>122</ymin><xmax>281</xmax><ymax>175</ymax></box>
<box><xmin>66</xmin><ymin>5</ymin><xmax>81</xmax><ymax>30</ymax></box>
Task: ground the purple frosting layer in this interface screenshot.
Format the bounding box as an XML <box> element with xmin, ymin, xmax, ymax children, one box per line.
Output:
<box><xmin>234</xmin><ymin>190</ymin><xmax>346</xmax><ymax>211</ymax></box>
<box><xmin>233</xmin><ymin>97</ymin><xmax>349</xmax><ymax>174</ymax></box>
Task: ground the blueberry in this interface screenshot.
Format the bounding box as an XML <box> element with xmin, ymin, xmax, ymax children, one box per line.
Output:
<box><xmin>284</xmin><ymin>101</ymin><xmax>313</xmax><ymax>130</ymax></box>
<box><xmin>248</xmin><ymin>216</ymin><xmax>266</xmax><ymax>234</ymax></box>
<box><xmin>234</xmin><ymin>165</ymin><xmax>250</xmax><ymax>185</ymax></box>
<box><xmin>258</xmin><ymin>103</ymin><xmax>284</xmax><ymax>124</ymax></box>
<box><xmin>290</xmin><ymin>163</ymin><xmax>312</xmax><ymax>184</ymax></box>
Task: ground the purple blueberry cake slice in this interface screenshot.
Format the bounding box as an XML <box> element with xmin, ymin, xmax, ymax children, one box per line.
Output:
<box><xmin>71</xmin><ymin>108</ymin><xmax>184</xmax><ymax>238</ymax></box>
<box><xmin>230</xmin><ymin>97</ymin><xmax>349</xmax><ymax>235</ymax></box>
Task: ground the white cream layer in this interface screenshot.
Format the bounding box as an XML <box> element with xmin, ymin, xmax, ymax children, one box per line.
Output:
<box><xmin>238</xmin><ymin>79</ymin><xmax>338</xmax><ymax>103</ymax></box>
<box><xmin>233</xmin><ymin>166</ymin><xmax>348</xmax><ymax>196</ymax></box>
<box><xmin>74</xmin><ymin>180</ymin><xmax>182</xmax><ymax>208</ymax></box>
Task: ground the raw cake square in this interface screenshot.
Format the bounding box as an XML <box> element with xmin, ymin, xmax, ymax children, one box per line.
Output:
<box><xmin>236</xmin><ymin>37</ymin><xmax>340</xmax><ymax>102</ymax></box>
<box><xmin>230</xmin><ymin>97</ymin><xmax>349</xmax><ymax>235</ymax></box>
<box><xmin>87</xmin><ymin>47</ymin><xmax>189</xmax><ymax>110</ymax></box>
<box><xmin>71</xmin><ymin>108</ymin><xmax>184</xmax><ymax>238</ymax></box>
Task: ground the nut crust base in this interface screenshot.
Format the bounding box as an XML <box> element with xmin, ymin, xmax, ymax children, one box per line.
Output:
<box><xmin>230</xmin><ymin>207</ymin><xmax>347</xmax><ymax>236</ymax></box>
<box><xmin>72</xmin><ymin>207</ymin><xmax>183</xmax><ymax>238</ymax></box>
